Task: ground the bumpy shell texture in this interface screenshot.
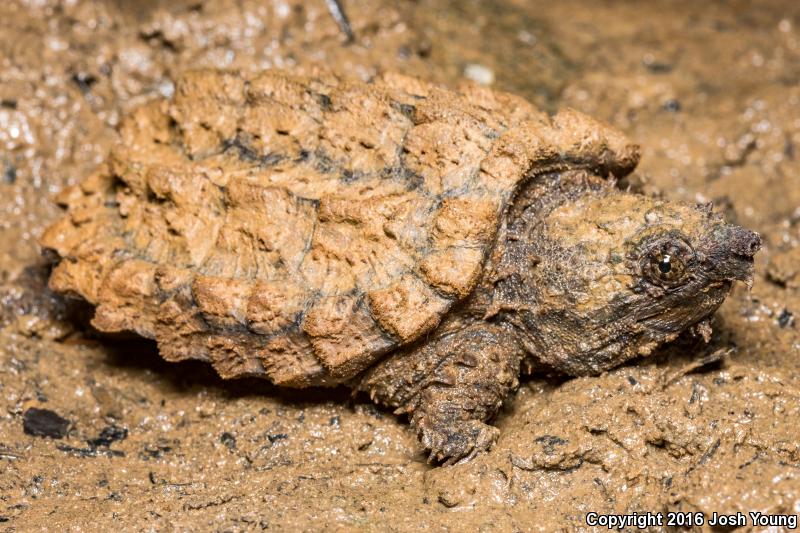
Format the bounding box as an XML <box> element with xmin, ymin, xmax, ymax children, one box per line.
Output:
<box><xmin>41</xmin><ymin>70</ymin><xmax>639</xmax><ymax>386</ymax></box>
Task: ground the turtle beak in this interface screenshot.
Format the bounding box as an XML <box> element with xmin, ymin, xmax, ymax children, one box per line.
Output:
<box><xmin>726</xmin><ymin>225</ymin><xmax>762</xmax><ymax>259</ymax></box>
<box><xmin>701</xmin><ymin>224</ymin><xmax>761</xmax><ymax>287</ymax></box>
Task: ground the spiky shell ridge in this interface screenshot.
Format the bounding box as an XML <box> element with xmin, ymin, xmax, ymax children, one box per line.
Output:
<box><xmin>41</xmin><ymin>69</ymin><xmax>639</xmax><ymax>386</ymax></box>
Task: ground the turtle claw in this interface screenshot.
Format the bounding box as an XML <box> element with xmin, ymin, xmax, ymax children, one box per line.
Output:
<box><xmin>418</xmin><ymin>420</ymin><xmax>499</xmax><ymax>466</ymax></box>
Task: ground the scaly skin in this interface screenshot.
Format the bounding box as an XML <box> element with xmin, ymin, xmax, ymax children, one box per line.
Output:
<box><xmin>360</xmin><ymin>169</ymin><xmax>760</xmax><ymax>463</ymax></box>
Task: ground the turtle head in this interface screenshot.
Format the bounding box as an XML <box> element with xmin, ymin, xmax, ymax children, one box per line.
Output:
<box><xmin>521</xmin><ymin>191</ymin><xmax>760</xmax><ymax>375</ymax></box>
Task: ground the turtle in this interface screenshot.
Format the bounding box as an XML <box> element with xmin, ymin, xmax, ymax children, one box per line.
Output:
<box><xmin>40</xmin><ymin>69</ymin><xmax>761</xmax><ymax>464</ymax></box>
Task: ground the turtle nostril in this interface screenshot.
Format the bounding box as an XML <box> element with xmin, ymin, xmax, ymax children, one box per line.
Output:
<box><xmin>747</xmin><ymin>233</ymin><xmax>762</xmax><ymax>255</ymax></box>
<box><xmin>742</xmin><ymin>231</ymin><xmax>762</xmax><ymax>257</ymax></box>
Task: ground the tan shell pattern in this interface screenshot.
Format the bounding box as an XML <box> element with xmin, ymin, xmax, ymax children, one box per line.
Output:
<box><xmin>40</xmin><ymin>69</ymin><xmax>639</xmax><ymax>386</ymax></box>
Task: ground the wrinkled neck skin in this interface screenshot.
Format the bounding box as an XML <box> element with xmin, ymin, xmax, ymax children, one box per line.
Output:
<box><xmin>481</xmin><ymin>169</ymin><xmax>732</xmax><ymax>376</ymax></box>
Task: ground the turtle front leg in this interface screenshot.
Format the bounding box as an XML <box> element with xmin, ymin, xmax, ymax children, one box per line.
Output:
<box><xmin>411</xmin><ymin>384</ymin><xmax>503</xmax><ymax>465</ymax></box>
<box><xmin>360</xmin><ymin>322</ymin><xmax>523</xmax><ymax>465</ymax></box>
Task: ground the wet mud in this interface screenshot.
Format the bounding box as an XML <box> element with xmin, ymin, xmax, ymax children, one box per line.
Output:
<box><xmin>1</xmin><ymin>0</ymin><xmax>799</xmax><ymax>531</ymax></box>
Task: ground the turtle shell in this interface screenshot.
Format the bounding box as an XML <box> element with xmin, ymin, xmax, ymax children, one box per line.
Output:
<box><xmin>40</xmin><ymin>69</ymin><xmax>639</xmax><ymax>386</ymax></box>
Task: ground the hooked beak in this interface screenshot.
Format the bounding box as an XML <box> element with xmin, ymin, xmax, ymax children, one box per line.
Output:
<box><xmin>701</xmin><ymin>224</ymin><xmax>761</xmax><ymax>287</ymax></box>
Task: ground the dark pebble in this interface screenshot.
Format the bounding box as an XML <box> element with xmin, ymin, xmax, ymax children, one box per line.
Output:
<box><xmin>71</xmin><ymin>72</ymin><xmax>97</xmax><ymax>93</ymax></box>
<box><xmin>785</xmin><ymin>134</ymin><xmax>795</xmax><ymax>160</ymax></box>
<box><xmin>23</xmin><ymin>408</ymin><xmax>70</xmax><ymax>439</ymax></box>
<box><xmin>645</xmin><ymin>62</ymin><xmax>673</xmax><ymax>74</ymax></box>
<box><xmin>88</xmin><ymin>425</ymin><xmax>128</xmax><ymax>448</ymax></box>
<box><xmin>220</xmin><ymin>432</ymin><xmax>236</xmax><ymax>449</ymax></box>
<box><xmin>268</xmin><ymin>433</ymin><xmax>288</xmax><ymax>444</ymax></box>
<box><xmin>535</xmin><ymin>434</ymin><xmax>567</xmax><ymax>455</ymax></box>
<box><xmin>317</xmin><ymin>93</ymin><xmax>332</xmax><ymax>110</ymax></box>
<box><xmin>663</xmin><ymin>99</ymin><xmax>682</xmax><ymax>112</ymax></box>
<box><xmin>416</xmin><ymin>39</ymin><xmax>432</xmax><ymax>58</ymax></box>
<box><xmin>140</xmin><ymin>440</ymin><xmax>173</xmax><ymax>460</ymax></box>
<box><xmin>777</xmin><ymin>309</ymin><xmax>795</xmax><ymax>328</ymax></box>
<box><xmin>3</xmin><ymin>165</ymin><xmax>16</xmax><ymax>184</ymax></box>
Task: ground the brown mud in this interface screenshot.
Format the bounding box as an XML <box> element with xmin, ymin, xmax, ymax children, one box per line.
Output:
<box><xmin>1</xmin><ymin>0</ymin><xmax>799</xmax><ymax>531</ymax></box>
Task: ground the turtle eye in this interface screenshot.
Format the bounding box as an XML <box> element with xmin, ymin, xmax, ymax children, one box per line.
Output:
<box><xmin>641</xmin><ymin>238</ymin><xmax>694</xmax><ymax>287</ymax></box>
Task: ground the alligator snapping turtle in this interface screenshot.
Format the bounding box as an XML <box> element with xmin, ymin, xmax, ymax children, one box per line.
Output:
<box><xmin>40</xmin><ymin>70</ymin><xmax>760</xmax><ymax>463</ymax></box>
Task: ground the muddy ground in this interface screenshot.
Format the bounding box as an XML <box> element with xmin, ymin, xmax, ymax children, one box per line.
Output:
<box><xmin>1</xmin><ymin>0</ymin><xmax>799</xmax><ymax>531</ymax></box>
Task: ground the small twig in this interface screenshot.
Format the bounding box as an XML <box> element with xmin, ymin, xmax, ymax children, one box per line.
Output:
<box><xmin>325</xmin><ymin>0</ymin><xmax>355</xmax><ymax>43</ymax></box>
<box><xmin>661</xmin><ymin>347</ymin><xmax>732</xmax><ymax>390</ymax></box>
<box><xmin>0</xmin><ymin>447</ymin><xmax>25</xmax><ymax>460</ymax></box>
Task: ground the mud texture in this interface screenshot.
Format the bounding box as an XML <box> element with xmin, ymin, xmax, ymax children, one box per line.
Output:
<box><xmin>1</xmin><ymin>0</ymin><xmax>800</xmax><ymax>531</ymax></box>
